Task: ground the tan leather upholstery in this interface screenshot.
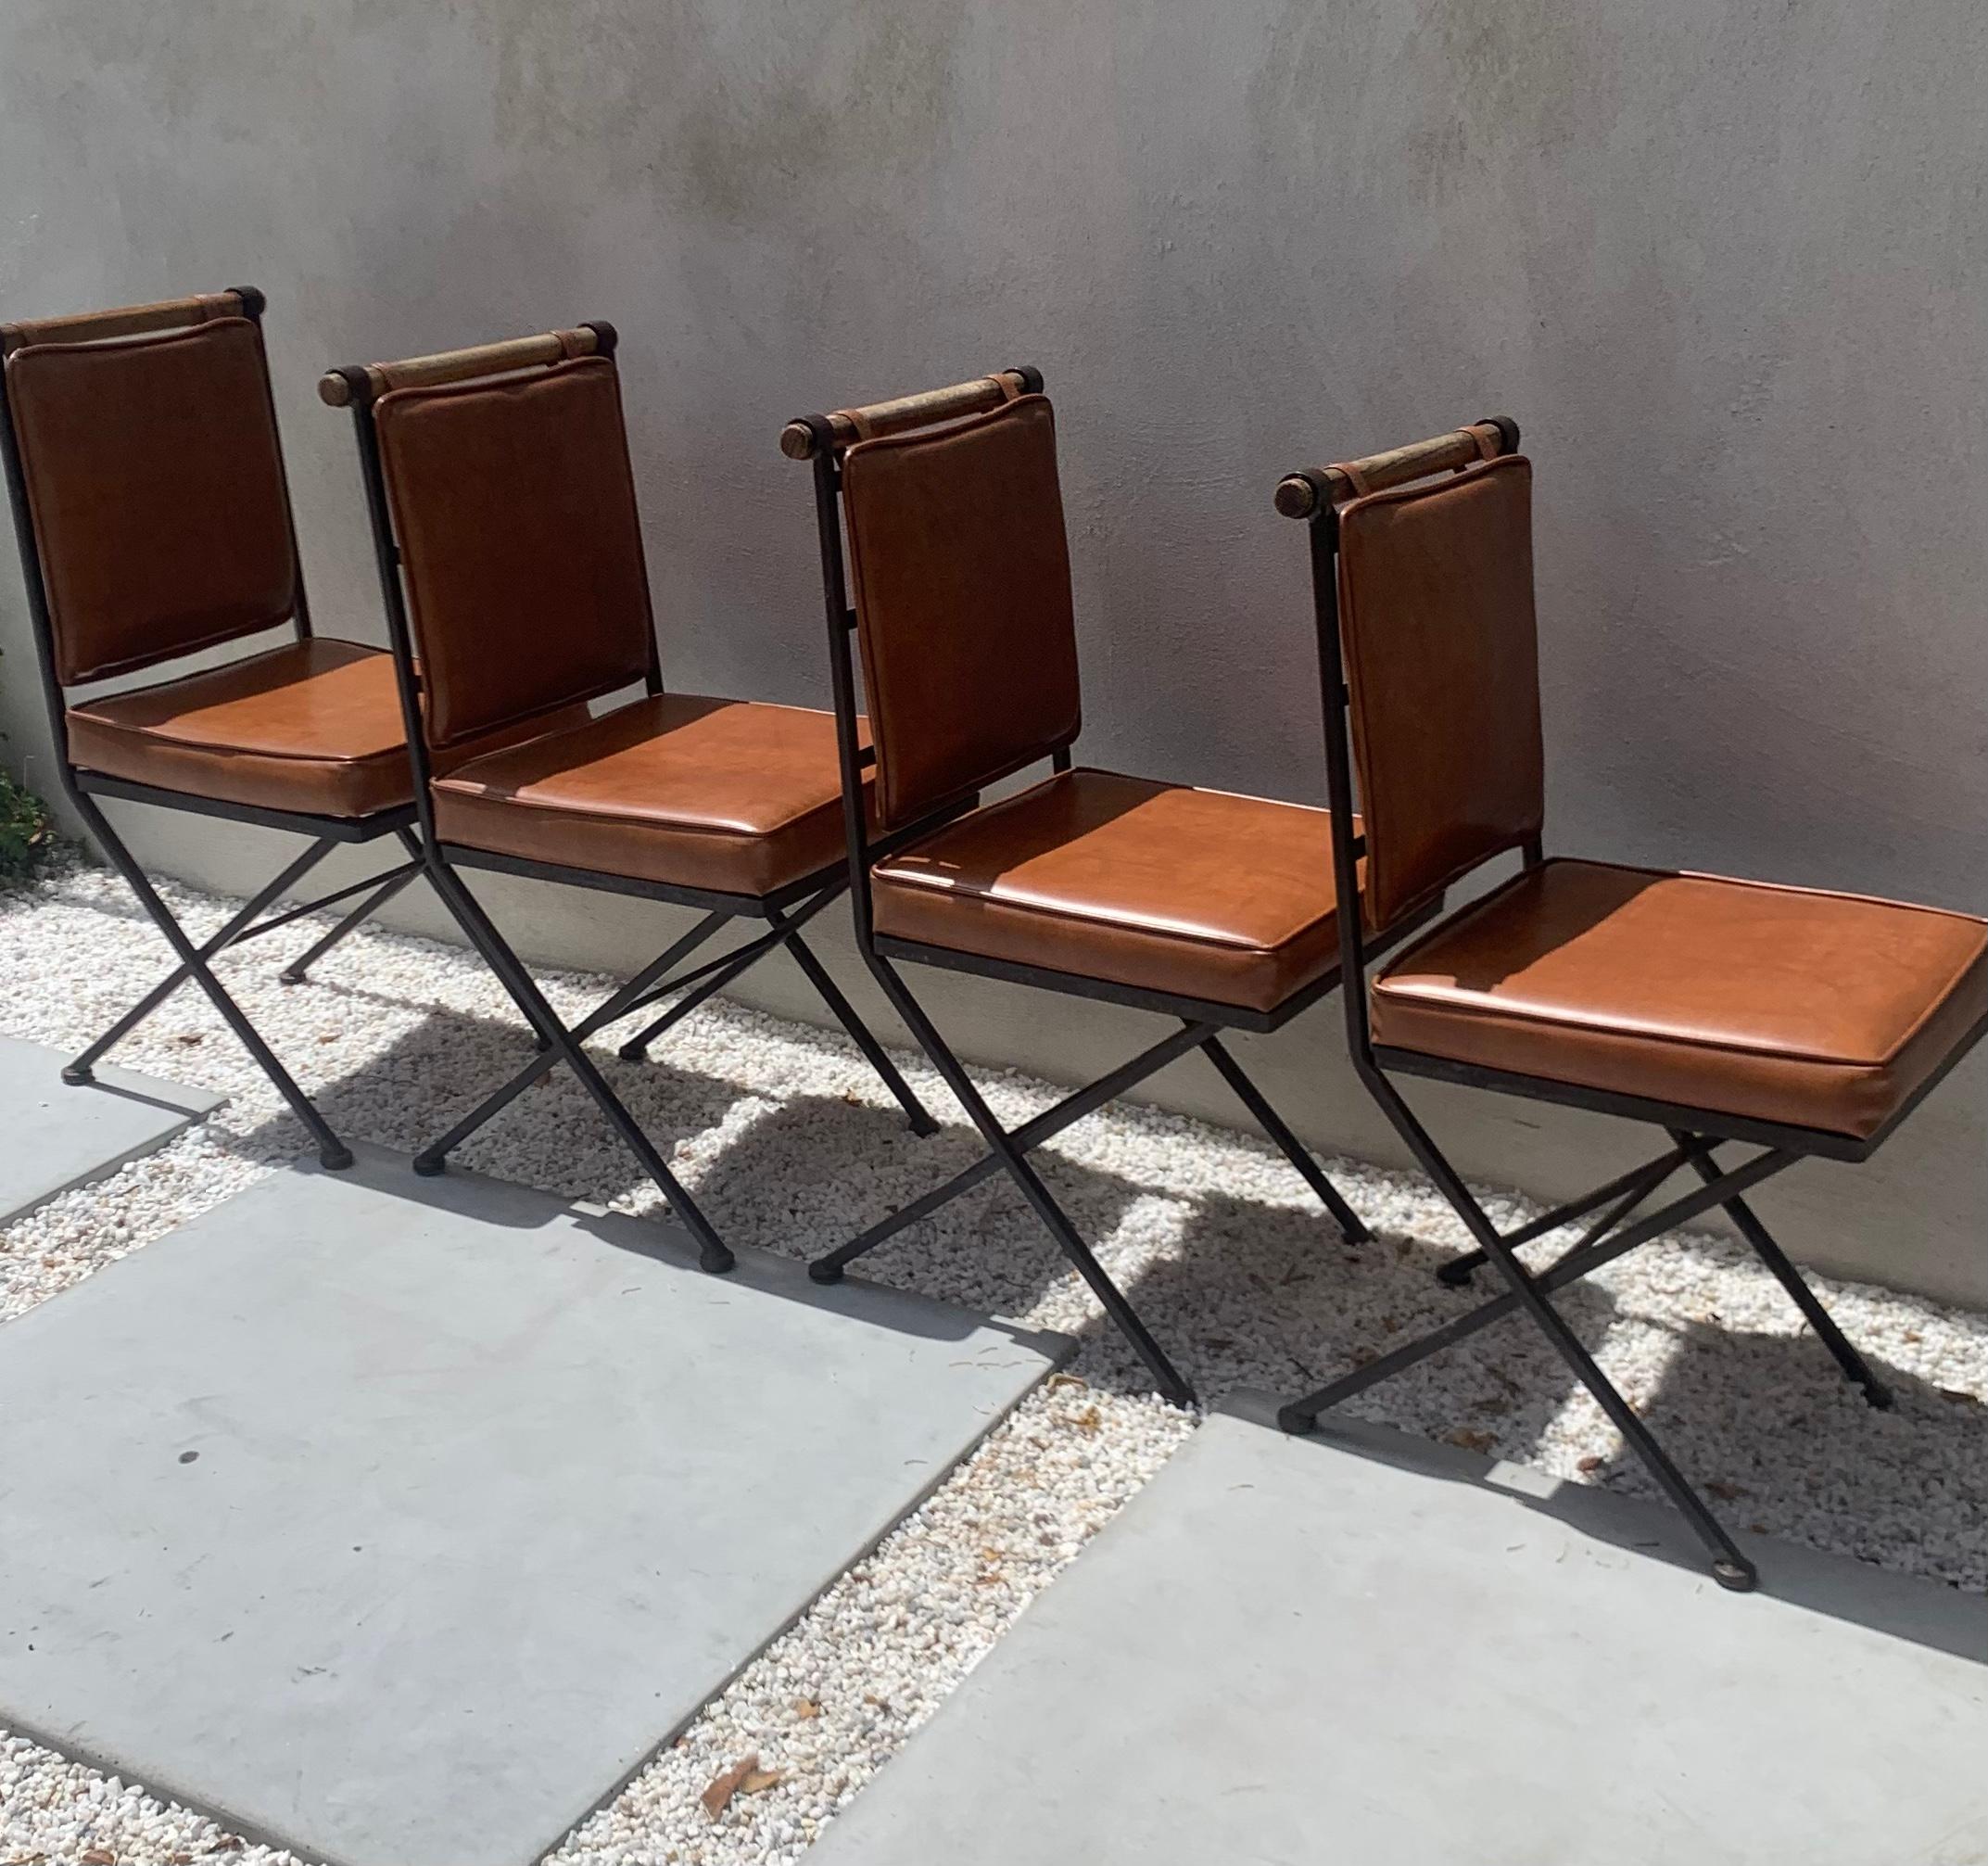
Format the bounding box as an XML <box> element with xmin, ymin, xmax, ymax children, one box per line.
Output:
<box><xmin>373</xmin><ymin>358</ymin><xmax>654</xmax><ymax>752</ymax></box>
<box><xmin>842</xmin><ymin>396</ymin><xmax>1082</xmax><ymax>831</ymax></box>
<box><xmin>5</xmin><ymin>319</ymin><xmax>298</xmax><ymax>682</ymax></box>
<box><xmin>871</xmin><ymin>768</ymin><xmax>1350</xmax><ymax>1013</ymax></box>
<box><xmin>1372</xmin><ymin>859</ymin><xmax>1988</xmax><ymax>1140</ymax></box>
<box><xmin>66</xmin><ymin>639</ymin><xmax>413</xmax><ymax>819</ymax></box>
<box><xmin>1336</xmin><ymin>456</ymin><xmax>1543</xmax><ymax>930</ymax></box>
<box><xmin>432</xmin><ymin>693</ymin><xmax>856</xmax><ymax>897</ymax></box>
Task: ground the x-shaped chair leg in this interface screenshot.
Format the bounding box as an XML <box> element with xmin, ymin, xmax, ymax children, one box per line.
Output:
<box><xmin>768</xmin><ymin>906</ymin><xmax>938</xmax><ymax>1136</ymax></box>
<box><xmin>1280</xmin><ymin>1077</ymin><xmax>1802</xmax><ymax>1588</ymax></box>
<box><xmin>812</xmin><ymin>1022</ymin><xmax>1372</xmax><ymax>1284</ymax></box>
<box><xmin>1199</xmin><ymin>1035</ymin><xmax>1372</xmax><ymax>1243</ymax></box>
<box><xmin>1668</xmin><ymin>1131</ymin><xmax>1893</xmax><ymax>1409</ymax></box>
<box><xmin>421</xmin><ymin>854</ymin><xmax>735</xmax><ymax>1272</ymax></box>
<box><xmin>72</xmin><ymin>796</ymin><xmax>358</xmax><ymax>1168</ymax></box>
<box><xmin>278</xmin><ymin>830</ymin><xmax>427</xmax><ymax>984</ymax></box>
<box><xmin>416</xmin><ymin>906</ymin><xmax>736</xmax><ymax>1174</ymax></box>
<box><xmin>611</xmin><ymin>897</ymin><xmax>938</xmax><ymax>1136</ymax></box>
<box><xmin>826</xmin><ymin>956</ymin><xmax>1199</xmax><ymax>1404</ymax></box>
<box><xmin>69</xmin><ymin>824</ymin><xmax>428</xmax><ymax>1079</ymax></box>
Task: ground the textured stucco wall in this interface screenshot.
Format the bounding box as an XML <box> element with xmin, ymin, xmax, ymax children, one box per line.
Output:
<box><xmin>3</xmin><ymin>2</ymin><xmax>1983</xmax><ymax>1303</ymax></box>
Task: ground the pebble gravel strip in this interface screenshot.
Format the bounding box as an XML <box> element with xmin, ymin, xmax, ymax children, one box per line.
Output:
<box><xmin>2</xmin><ymin>860</ymin><xmax>1984</xmax><ymax>1866</ymax></box>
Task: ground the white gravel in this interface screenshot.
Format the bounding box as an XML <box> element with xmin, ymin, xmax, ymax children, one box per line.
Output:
<box><xmin>2</xmin><ymin>857</ymin><xmax>1985</xmax><ymax>1866</ymax></box>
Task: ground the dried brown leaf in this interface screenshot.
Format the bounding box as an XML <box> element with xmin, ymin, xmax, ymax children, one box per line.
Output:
<box><xmin>740</xmin><ymin>1767</ymin><xmax>784</xmax><ymax>1796</ymax></box>
<box><xmin>1576</xmin><ymin>1454</ymin><xmax>1604</xmax><ymax>1474</ymax></box>
<box><xmin>81</xmin><ymin>1851</ymin><xmax>118</xmax><ymax>1866</ymax></box>
<box><xmin>1444</xmin><ymin>1427</ymin><xmax>1495</xmax><ymax>1454</ymax></box>
<box><xmin>702</xmin><ymin>1753</ymin><xmax>759</xmax><ymax>1819</ymax></box>
<box><xmin>792</xmin><ymin>1697</ymin><xmax>821</xmax><ymax>1719</ymax></box>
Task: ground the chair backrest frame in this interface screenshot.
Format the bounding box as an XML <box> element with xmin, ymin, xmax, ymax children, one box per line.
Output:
<box><xmin>1277</xmin><ymin>416</ymin><xmax>1531</xmax><ymax>1062</ymax></box>
<box><xmin>327</xmin><ymin>322</ymin><xmax>660</xmax><ymax>848</ymax></box>
<box><xmin>0</xmin><ymin>286</ymin><xmax>312</xmax><ymax>794</ymax></box>
<box><xmin>784</xmin><ymin>365</ymin><xmax>1055</xmax><ymax>950</ymax></box>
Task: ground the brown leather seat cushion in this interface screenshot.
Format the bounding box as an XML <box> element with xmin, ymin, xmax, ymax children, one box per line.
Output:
<box><xmin>870</xmin><ymin>768</ymin><xmax>1349</xmax><ymax>1013</ymax></box>
<box><xmin>66</xmin><ymin>638</ymin><xmax>412</xmax><ymax>819</ymax></box>
<box><xmin>1372</xmin><ymin>858</ymin><xmax>1988</xmax><ymax>1140</ymax></box>
<box><xmin>430</xmin><ymin>693</ymin><xmax>854</xmax><ymax>898</ymax></box>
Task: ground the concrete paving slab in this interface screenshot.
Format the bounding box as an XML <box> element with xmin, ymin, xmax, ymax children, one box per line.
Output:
<box><xmin>814</xmin><ymin>1394</ymin><xmax>1988</xmax><ymax>1866</ymax></box>
<box><xmin>0</xmin><ymin>1035</ymin><xmax>222</xmax><ymax>1226</ymax></box>
<box><xmin>0</xmin><ymin>1146</ymin><xmax>1069</xmax><ymax>1866</ymax></box>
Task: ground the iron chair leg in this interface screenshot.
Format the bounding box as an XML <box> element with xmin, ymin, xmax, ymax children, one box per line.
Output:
<box><xmin>420</xmin><ymin>854</ymin><xmax>736</xmax><ymax>1273</ymax></box>
<box><xmin>72</xmin><ymin>796</ymin><xmax>354</xmax><ymax>1170</ymax></box>
<box><xmin>67</xmin><ymin>836</ymin><xmax>337</xmax><ymax>1083</ymax></box>
<box><xmin>415</xmin><ymin>908</ymin><xmax>732</xmax><ymax>1174</ymax></box>
<box><xmin>1289</xmin><ymin>1073</ymin><xmax>1767</xmax><ymax>1590</ymax></box>
<box><xmin>768</xmin><ymin>908</ymin><xmax>938</xmax><ymax>1135</ymax></box>
<box><xmin>1199</xmin><ymin>1035</ymin><xmax>1371</xmax><ymax>1243</ymax></box>
<box><xmin>1431</xmin><ymin>1150</ymin><xmax>1720</xmax><ymax>1289</ymax></box>
<box><xmin>614</xmin><ymin>895</ymin><xmax>938</xmax><ymax>1137</ymax></box>
<box><xmin>279</xmin><ymin>858</ymin><xmax>424</xmax><ymax>984</ymax></box>
<box><xmin>1670</xmin><ymin>1132</ymin><xmax>1893</xmax><ymax>1409</ymax></box>
<box><xmin>835</xmin><ymin>952</ymin><xmax>1197</xmax><ymax>1407</ymax></box>
<box><xmin>811</xmin><ymin>1020</ymin><xmax>1216</xmax><ymax>1283</ymax></box>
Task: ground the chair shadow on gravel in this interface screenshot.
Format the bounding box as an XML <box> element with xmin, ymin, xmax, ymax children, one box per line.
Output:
<box><xmin>681</xmin><ymin>1089</ymin><xmax>1165</xmax><ymax>1306</ymax></box>
<box><xmin>217</xmin><ymin>987</ymin><xmax>1988</xmax><ymax>1600</ymax></box>
<box><xmin>690</xmin><ymin>1094</ymin><xmax>1623</xmax><ymax>1415</ymax></box>
<box><xmin>1135</xmin><ymin>1186</ymin><xmax>1615</xmax><ymax>1424</ymax></box>
<box><xmin>228</xmin><ymin>997</ymin><xmax>751</xmax><ymax>1218</ymax></box>
<box><xmin>1575</xmin><ymin>1314</ymin><xmax>1988</xmax><ymax>1596</ymax></box>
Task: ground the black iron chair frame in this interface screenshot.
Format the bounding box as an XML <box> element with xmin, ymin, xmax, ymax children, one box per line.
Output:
<box><xmin>784</xmin><ymin>370</ymin><xmax>1386</xmax><ymax>1409</ymax></box>
<box><xmin>0</xmin><ymin>287</ymin><xmax>437</xmax><ymax>1170</ymax></box>
<box><xmin>328</xmin><ymin>324</ymin><xmax>937</xmax><ymax>1276</ymax></box>
<box><xmin>1273</xmin><ymin>421</ymin><xmax>1988</xmax><ymax>1591</ymax></box>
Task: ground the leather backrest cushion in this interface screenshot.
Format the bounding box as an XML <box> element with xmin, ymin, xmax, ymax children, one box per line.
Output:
<box><xmin>374</xmin><ymin>358</ymin><xmax>654</xmax><ymax>750</ymax></box>
<box><xmin>1336</xmin><ymin>455</ymin><xmax>1544</xmax><ymax>929</ymax></box>
<box><xmin>842</xmin><ymin>396</ymin><xmax>1082</xmax><ymax>829</ymax></box>
<box><xmin>5</xmin><ymin>319</ymin><xmax>297</xmax><ymax>683</ymax></box>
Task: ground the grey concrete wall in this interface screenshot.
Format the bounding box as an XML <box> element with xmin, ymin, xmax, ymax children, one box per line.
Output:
<box><xmin>3</xmin><ymin>1</ymin><xmax>1983</xmax><ymax>1304</ymax></box>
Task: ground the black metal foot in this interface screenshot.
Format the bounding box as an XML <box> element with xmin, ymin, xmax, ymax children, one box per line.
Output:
<box><xmin>61</xmin><ymin>1062</ymin><xmax>95</xmax><ymax>1085</ymax></box>
<box><xmin>1861</xmin><ymin>1379</ymin><xmax>1895</xmax><ymax>1411</ymax></box>
<box><xmin>1276</xmin><ymin>1403</ymin><xmax>1317</xmax><ymax>1436</ymax></box>
<box><xmin>807</xmin><ymin>1260</ymin><xmax>844</xmax><ymax>1285</ymax></box>
<box><xmin>1712</xmin><ymin>1557</ymin><xmax>1758</xmax><ymax>1593</ymax></box>
<box><xmin>319</xmin><ymin>1142</ymin><xmax>356</xmax><ymax>1171</ymax></box>
<box><xmin>1437</xmin><ymin>1258</ymin><xmax>1478</xmax><ymax>1288</ymax></box>
<box><xmin>277</xmin><ymin>967</ymin><xmax>308</xmax><ymax>986</ymax></box>
<box><xmin>412</xmin><ymin>1152</ymin><xmax>447</xmax><ymax>1178</ymax></box>
<box><xmin>906</xmin><ymin>1109</ymin><xmax>941</xmax><ymax>1137</ymax></box>
<box><xmin>701</xmin><ymin>1244</ymin><xmax>737</xmax><ymax>1275</ymax></box>
<box><xmin>617</xmin><ymin>1040</ymin><xmax>648</xmax><ymax>1062</ymax></box>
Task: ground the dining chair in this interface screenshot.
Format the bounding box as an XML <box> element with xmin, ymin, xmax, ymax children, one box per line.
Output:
<box><xmin>323</xmin><ymin>323</ymin><xmax>937</xmax><ymax>1272</ymax></box>
<box><xmin>0</xmin><ymin>288</ymin><xmax>430</xmax><ymax>1166</ymax></box>
<box><xmin>1273</xmin><ymin>417</ymin><xmax>1987</xmax><ymax>1588</ymax></box>
<box><xmin>782</xmin><ymin>370</ymin><xmax>1414</xmax><ymax>1404</ymax></box>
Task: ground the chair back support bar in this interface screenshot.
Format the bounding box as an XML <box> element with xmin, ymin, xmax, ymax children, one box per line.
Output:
<box><xmin>0</xmin><ymin>290</ymin><xmax>304</xmax><ymax>686</ymax></box>
<box><xmin>0</xmin><ymin>289</ymin><xmax>256</xmax><ymax>359</ymax></box>
<box><xmin>319</xmin><ymin>324</ymin><xmax>609</xmax><ymax>408</ymax></box>
<box><xmin>780</xmin><ymin>366</ymin><xmax>1043</xmax><ymax>460</ymax></box>
<box><xmin>1273</xmin><ymin>416</ymin><xmax>1518</xmax><ymax>518</ymax></box>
